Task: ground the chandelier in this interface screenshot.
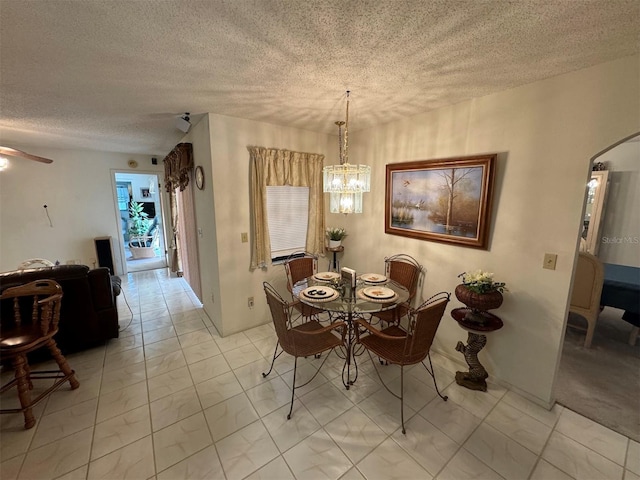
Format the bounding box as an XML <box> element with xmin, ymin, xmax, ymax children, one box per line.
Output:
<box><xmin>323</xmin><ymin>91</ymin><xmax>371</xmax><ymax>214</ymax></box>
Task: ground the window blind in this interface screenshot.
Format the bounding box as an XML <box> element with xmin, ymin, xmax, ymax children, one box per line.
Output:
<box><xmin>266</xmin><ymin>185</ymin><xmax>309</xmax><ymax>259</ymax></box>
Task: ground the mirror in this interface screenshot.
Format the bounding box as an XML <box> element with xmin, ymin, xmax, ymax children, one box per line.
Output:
<box><xmin>582</xmin><ymin>170</ymin><xmax>609</xmax><ymax>255</ymax></box>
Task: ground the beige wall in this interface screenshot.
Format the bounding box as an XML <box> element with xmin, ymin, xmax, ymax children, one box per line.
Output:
<box><xmin>0</xmin><ymin>148</ymin><xmax>165</xmax><ymax>275</ymax></box>
<box><xmin>178</xmin><ymin>115</ymin><xmax>224</xmax><ymax>333</ymax></box>
<box><xmin>202</xmin><ymin>114</ymin><xmax>334</xmax><ymax>336</ymax></box>
<box><xmin>335</xmin><ymin>54</ymin><xmax>639</xmax><ymax>406</ymax></box>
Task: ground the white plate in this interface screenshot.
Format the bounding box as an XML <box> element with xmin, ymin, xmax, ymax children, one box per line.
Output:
<box><xmin>313</xmin><ymin>272</ymin><xmax>340</xmax><ymax>282</ymax></box>
<box><xmin>361</xmin><ymin>273</ymin><xmax>387</xmax><ymax>284</ymax></box>
<box><xmin>362</xmin><ymin>286</ymin><xmax>396</xmax><ymax>300</ymax></box>
<box><xmin>301</xmin><ymin>286</ymin><xmax>339</xmax><ymax>302</ymax></box>
<box><xmin>356</xmin><ymin>288</ymin><xmax>398</xmax><ymax>303</ymax></box>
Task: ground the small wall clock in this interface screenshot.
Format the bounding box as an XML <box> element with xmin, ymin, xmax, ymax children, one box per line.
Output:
<box><xmin>195</xmin><ymin>165</ymin><xmax>205</xmax><ymax>190</ymax></box>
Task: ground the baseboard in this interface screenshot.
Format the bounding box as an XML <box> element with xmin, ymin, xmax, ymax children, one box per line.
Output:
<box><xmin>432</xmin><ymin>346</ymin><xmax>555</xmax><ymax>411</ymax></box>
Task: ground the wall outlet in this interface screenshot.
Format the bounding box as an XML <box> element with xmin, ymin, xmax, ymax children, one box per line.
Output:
<box><xmin>248</xmin><ymin>296</ymin><xmax>254</xmax><ymax>308</ymax></box>
<box><xmin>241</xmin><ymin>232</ymin><xmax>248</xmax><ymax>243</ymax></box>
<box><xmin>543</xmin><ymin>253</ymin><xmax>558</xmax><ymax>270</ymax></box>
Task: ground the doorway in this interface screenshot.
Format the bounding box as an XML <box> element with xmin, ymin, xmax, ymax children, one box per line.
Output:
<box><xmin>114</xmin><ymin>172</ymin><xmax>168</xmax><ymax>273</ymax></box>
<box><xmin>556</xmin><ymin>133</ymin><xmax>640</xmax><ymax>442</ymax></box>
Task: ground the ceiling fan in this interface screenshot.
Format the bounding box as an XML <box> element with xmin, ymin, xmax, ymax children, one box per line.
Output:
<box><xmin>0</xmin><ymin>146</ymin><xmax>54</xmax><ymax>165</ymax></box>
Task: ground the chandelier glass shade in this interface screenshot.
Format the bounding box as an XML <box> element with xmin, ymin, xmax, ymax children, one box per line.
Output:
<box><xmin>323</xmin><ymin>163</ymin><xmax>371</xmax><ymax>213</ymax></box>
<box><xmin>322</xmin><ymin>91</ymin><xmax>371</xmax><ymax>214</ymax></box>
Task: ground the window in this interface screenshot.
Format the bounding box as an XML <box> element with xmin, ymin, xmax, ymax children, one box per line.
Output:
<box><xmin>248</xmin><ymin>146</ymin><xmax>324</xmax><ymax>270</ymax></box>
<box><xmin>116</xmin><ymin>184</ymin><xmax>130</xmax><ymax>211</ymax></box>
<box><xmin>266</xmin><ymin>185</ymin><xmax>309</xmax><ymax>261</ymax></box>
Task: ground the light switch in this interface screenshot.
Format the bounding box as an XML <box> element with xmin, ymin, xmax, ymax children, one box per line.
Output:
<box><xmin>241</xmin><ymin>232</ymin><xmax>248</xmax><ymax>243</ymax></box>
<box><xmin>543</xmin><ymin>253</ymin><xmax>557</xmax><ymax>270</ymax></box>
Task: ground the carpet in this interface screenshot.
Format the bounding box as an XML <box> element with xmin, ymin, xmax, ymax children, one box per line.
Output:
<box><xmin>556</xmin><ymin>307</ymin><xmax>640</xmax><ymax>442</ymax></box>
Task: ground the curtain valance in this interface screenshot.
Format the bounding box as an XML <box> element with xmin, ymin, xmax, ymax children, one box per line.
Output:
<box><xmin>163</xmin><ymin>143</ymin><xmax>194</xmax><ymax>192</ymax></box>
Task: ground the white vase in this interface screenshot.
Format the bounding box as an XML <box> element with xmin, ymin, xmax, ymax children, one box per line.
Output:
<box><xmin>329</xmin><ymin>239</ymin><xmax>342</xmax><ymax>248</ymax></box>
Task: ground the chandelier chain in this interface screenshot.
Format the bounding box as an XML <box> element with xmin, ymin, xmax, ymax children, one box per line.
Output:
<box><xmin>344</xmin><ymin>91</ymin><xmax>350</xmax><ymax>165</ymax></box>
<box><xmin>335</xmin><ymin>121</ymin><xmax>345</xmax><ymax>164</ymax></box>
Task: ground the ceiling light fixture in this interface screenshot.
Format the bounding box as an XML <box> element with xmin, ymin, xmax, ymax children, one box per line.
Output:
<box><xmin>323</xmin><ymin>91</ymin><xmax>371</xmax><ymax>214</ymax></box>
<box><xmin>0</xmin><ymin>156</ymin><xmax>8</xmax><ymax>171</ymax></box>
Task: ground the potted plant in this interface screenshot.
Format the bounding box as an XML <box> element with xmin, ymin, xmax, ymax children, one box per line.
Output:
<box><xmin>128</xmin><ymin>201</ymin><xmax>154</xmax><ymax>259</ymax></box>
<box><xmin>455</xmin><ymin>270</ymin><xmax>507</xmax><ymax>323</ymax></box>
<box><xmin>326</xmin><ymin>227</ymin><xmax>347</xmax><ymax>248</ymax></box>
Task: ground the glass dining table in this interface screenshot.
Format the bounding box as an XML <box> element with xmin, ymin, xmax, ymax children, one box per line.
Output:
<box><xmin>293</xmin><ymin>273</ymin><xmax>410</xmax><ymax>389</ymax></box>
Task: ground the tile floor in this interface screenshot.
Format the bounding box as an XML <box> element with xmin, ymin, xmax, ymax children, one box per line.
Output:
<box><xmin>1</xmin><ymin>269</ymin><xmax>638</xmax><ymax>480</ymax></box>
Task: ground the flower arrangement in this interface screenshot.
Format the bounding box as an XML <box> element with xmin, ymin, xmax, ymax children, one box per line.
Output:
<box><xmin>326</xmin><ymin>227</ymin><xmax>347</xmax><ymax>241</ymax></box>
<box><xmin>458</xmin><ymin>270</ymin><xmax>507</xmax><ymax>294</ymax></box>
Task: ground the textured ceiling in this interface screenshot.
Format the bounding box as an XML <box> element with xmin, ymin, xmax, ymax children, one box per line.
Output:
<box><xmin>1</xmin><ymin>0</ymin><xmax>638</xmax><ymax>156</ymax></box>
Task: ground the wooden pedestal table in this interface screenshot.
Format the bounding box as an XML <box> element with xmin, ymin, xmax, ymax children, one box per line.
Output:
<box><xmin>451</xmin><ymin>308</ymin><xmax>503</xmax><ymax>392</ymax></box>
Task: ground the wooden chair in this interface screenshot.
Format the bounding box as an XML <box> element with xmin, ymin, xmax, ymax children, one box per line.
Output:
<box><xmin>568</xmin><ymin>251</ymin><xmax>604</xmax><ymax>348</ymax></box>
<box><xmin>356</xmin><ymin>292</ymin><xmax>450</xmax><ymax>434</ymax></box>
<box><xmin>369</xmin><ymin>254</ymin><xmax>423</xmax><ymax>327</ymax></box>
<box><xmin>284</xmin><ymin>252</ymin><xmax>324</xmax><ymax>323</ymax></box>
<box><xmin>0</xmin><ymin>280</ymin><xmax>79</xmax><ymax>429</ymax></box>
<box><xmin>261</xmin><ymin>282</ymin><xmax>346</xmax><ymax>419</ymax></box>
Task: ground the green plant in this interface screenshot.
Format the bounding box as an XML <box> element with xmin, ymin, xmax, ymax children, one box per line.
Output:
<box><xmin>128</xmin><ymin>201</ymin><xmax>150</xmax><ymax>237</ymax></box>
<box><xmin>326</xmin><ymin>227</ymin><xmax>347</xmax><ymax>241</ymax></box>
<box><xmin>391</xmin><ymin>207</ymin><xmax>414</xmax><ymax>225</ymax></box>
<box><xmin>458</xmin><ymin>270</ymin><xmax>507</xmax><ymax>294</ymax></box>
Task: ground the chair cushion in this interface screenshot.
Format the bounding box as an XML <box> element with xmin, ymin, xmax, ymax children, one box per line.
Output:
<box><xmin>0</xmin><ymin>324</ymin><xmax>50</xmax><ymax>352</ymax></box>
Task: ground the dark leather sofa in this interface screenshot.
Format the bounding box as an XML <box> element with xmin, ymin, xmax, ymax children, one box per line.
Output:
<box><xmin>0</xmin><ymin>264</ymin><xmax>120</xmax><ymax>354</ymax></box>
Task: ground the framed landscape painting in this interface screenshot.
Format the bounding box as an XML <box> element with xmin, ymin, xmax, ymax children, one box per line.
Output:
<box><xmin>385</xmin><ymin>154</ymin><xmax>496</xmax><ymax>249</ymax></box>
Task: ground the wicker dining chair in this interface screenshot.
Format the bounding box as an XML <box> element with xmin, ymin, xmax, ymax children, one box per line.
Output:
<box><xmin>284</xmin><ymin>252</ymin><xmax>324</xmax><ymax>324</ymax></box>
<box><xmin>369</xmin><ymin>254</ymin><xmax>423</xmax><ymax>327</ymax></box>
<box><xmin>0</xmin><ymin>280</ymin><xmax>80</xmax><ymax>429</ymax></box>
<box><xmin>262</xmin><ymin>282</ymin><xmax>347</xmax><ymax>419</ymax></box>
<box><xmin>356</xmin><ymin>291</ymin><xmax>450</xmax><ymax>434</ymax></box>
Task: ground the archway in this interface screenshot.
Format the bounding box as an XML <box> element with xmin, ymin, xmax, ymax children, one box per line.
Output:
<box><xmin>555</xmin><ymin>131</ymin><xmax>640</xmax><ymax>442</ymax></box>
